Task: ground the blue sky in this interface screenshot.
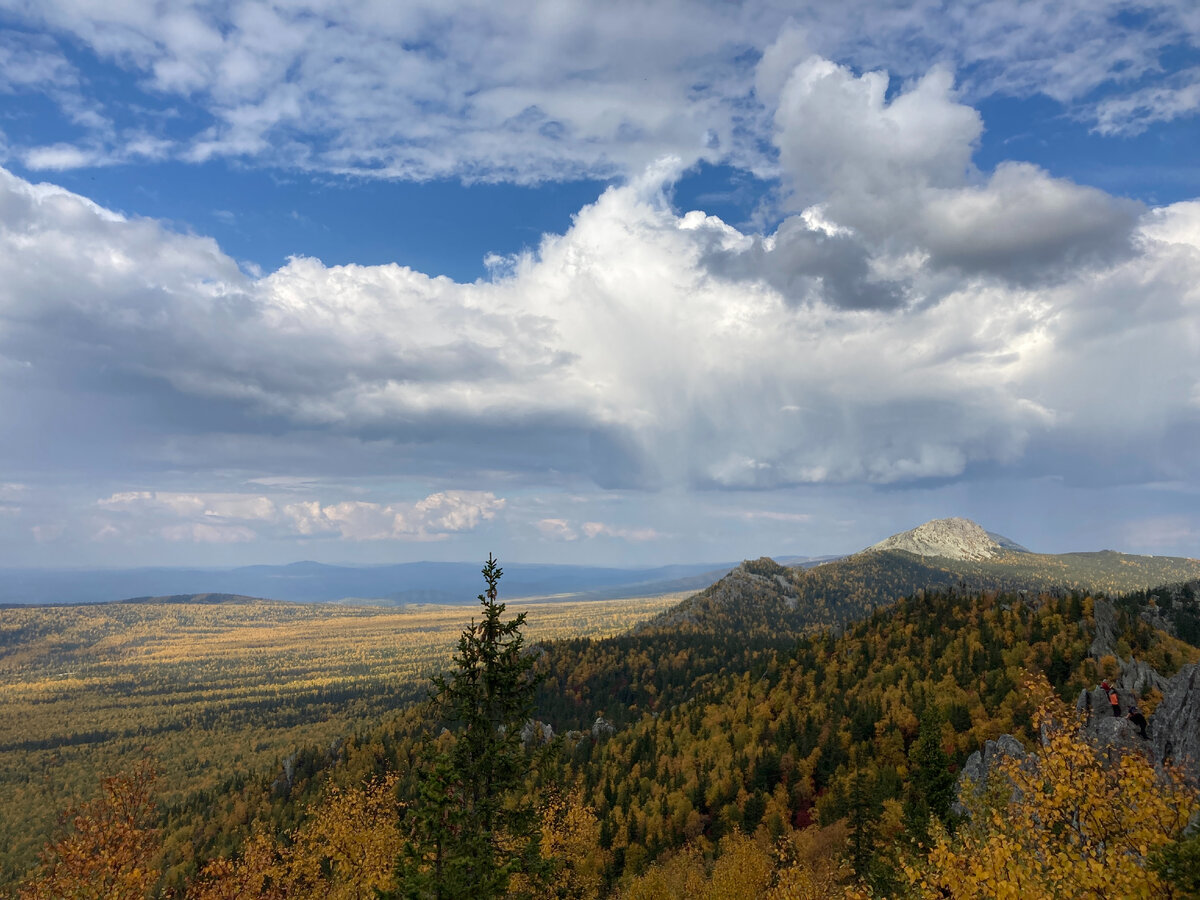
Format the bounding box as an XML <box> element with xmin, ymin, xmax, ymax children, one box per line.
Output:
<box><xmin>1</xmin><ymin>1</ymin><xmax>1199</xmax><ymax>569</ymax></box>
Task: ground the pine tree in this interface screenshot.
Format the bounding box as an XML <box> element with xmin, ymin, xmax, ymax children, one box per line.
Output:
<box><xmin>392</xmin><ymin>555</ymin><xmax>543</xmax><ymax>899</ymax></box>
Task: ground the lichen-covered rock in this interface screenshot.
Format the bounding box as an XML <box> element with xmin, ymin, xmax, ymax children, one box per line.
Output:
<box><xmin>1151</xmin><ymin>662</ymin><xmax>1200</xmax><ymax>779</ymax></box>
<box><xmin>591</xmin><ymin>716</ymin><xmax>615</xmax><ymax>740</ymax></box>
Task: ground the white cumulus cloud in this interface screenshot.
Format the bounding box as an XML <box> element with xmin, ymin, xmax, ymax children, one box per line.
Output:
<box><xmin>0</xmin><ymin>53</ymin><xmax>1198</xmax><ymax>511</ymax></box>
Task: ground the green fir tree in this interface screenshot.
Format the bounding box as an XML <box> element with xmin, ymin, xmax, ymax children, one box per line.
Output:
<box><xmin>391</xmin><ymin>555</ymin><xmax>544</xmax><ymax>899</ymax></box>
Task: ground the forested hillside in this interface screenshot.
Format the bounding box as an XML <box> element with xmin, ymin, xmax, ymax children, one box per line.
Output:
<box><xmin>566</xmin><ymin>586</ymin><xmax>1198</xmax><ymax>891</ymax></box>
<box><xmin>7</xmin><ymin>550</ymin><xmax>1200</xmax><ymax>898</ymax></box>
<box><xmin>0</xmin><ymin>593</ymin><xmax>681</xmax><ymax>888</ymax></box>
<box><xmin>651</xmin><ymin>548</ymin><xmax>1200</xmax><ymax>636</ymax></box>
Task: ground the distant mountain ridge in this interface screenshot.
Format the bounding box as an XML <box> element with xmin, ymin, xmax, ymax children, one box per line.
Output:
<box><xmin>647</xmin><ymin>518</ymin><xmax>1200</xmax><ymax>637</ymax></box>
<box><xmin>118</xmin><ymin>593</ymin><xmax>268</xmax><ymax>606</ymax></box>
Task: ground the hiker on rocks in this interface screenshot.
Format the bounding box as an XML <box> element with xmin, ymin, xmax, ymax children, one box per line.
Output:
<box><xmin>1127</xmin><ymin>704</ymin><xmax>1149</xmax><ymax>740</ymax></box>
<box><xmin>1101</xmin><ymin>681</ymin><xmax>1120</xmax><ymax>717</ymax></box>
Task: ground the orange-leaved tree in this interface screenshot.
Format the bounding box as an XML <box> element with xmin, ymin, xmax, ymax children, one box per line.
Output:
<box><xmin>506</xmin><ymin>784</ymin><xmax>609</xmax><ymax>899</ymax></box>
<box><xmin>19</xmin><ymin>760</ymin><xmax>160</xmax><ymax>900</ymax></box>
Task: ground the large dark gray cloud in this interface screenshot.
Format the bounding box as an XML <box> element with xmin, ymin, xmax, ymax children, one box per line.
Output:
<box><xmin>768</xmin><ymin>55</ymin><xmax>1145</xmax><ymax>284</ymax></box>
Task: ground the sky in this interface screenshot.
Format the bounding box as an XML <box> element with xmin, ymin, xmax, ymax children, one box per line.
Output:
<box><xmin>1</xmin><ymin>1</ymin><xmax>1199</xmax><ymax>569</ymax></box>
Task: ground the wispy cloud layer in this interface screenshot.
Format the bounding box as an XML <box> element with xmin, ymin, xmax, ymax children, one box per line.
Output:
<box><xmin>1</xmin><ymin>1</ymin><xmax>1198</xmax><ymax>179</ymax></box>
<box><xmin>94</xmin><ymin>490</ymin><xmax>505</xmax><ymax>543</ymax></box>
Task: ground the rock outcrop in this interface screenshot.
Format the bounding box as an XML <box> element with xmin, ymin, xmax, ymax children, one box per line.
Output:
<box><xmin>1079</xmin><ymin>596</ymin><xmax>1194</xmax><ymax>776</ymax></box>
<box><xmin>953</xmin><ymin>734</ymin><xmax>1026</xmax><ymax>816</ymax></box>
<box><xmin>1076</xmin><ymin>687</ymin><xmax>1149</xmax><ymax>751</ymax></box>
<box><xmin>521</xmin><ymin>718</ymin><xmax>554</xmax><ymax>746</ymax></box>
<box><xmin>1089</xmin><ymin>597</ymin><xmax>1119</xmax><ymax>658</ymax></box>
<box><xmin>961</xmin><ymin>659</ymin><xmax>1200</xmax><ymax>817</ymax></box>
<box><xmin>1152</xmin><ymin>662</ymin><xmax>1200</xmax><ymax>776</ymax></box>
<box><xmin>1117</xmin><ymin>658</ymin><xmax>1169</xmax><ymax>699</ymax></box>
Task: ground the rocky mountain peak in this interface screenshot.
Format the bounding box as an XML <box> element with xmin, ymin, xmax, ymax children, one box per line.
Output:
<box><xmin>867</xmin><ymin>517</ymin><xmax>1013</xmax><ymax>561</ymax></box>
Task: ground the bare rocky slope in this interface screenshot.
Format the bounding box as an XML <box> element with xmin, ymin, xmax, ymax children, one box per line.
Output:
<box><xmin>866</xmin><ymin>516</ymin><xmax>1027</xmax><ymax>561</ymax></box>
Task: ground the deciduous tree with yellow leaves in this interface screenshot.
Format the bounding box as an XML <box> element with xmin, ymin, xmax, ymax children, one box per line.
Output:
<box><xmin>186</xmin><ymin>774</ymin><xmax>401</xmax><ymax>900</ymax></box>
<box><xmin>907</xmin><ymin>675</ymin><xmax>1200</xmax><ymax>899</ymax></box>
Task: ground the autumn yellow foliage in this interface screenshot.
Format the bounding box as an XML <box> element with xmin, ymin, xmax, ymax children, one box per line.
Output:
<box><xmin>618</xmin><ymin>825</ymin><xmax>861</xmax><ymax>900</ymax></box>
<box><xmin>187</xmin><ymin>774</ymin><xmax>401</xmax><ymax>900</ymax></box>
<box><xmin>907</xmin><ymin>676</ymin><xmax>1200</xmax><ymax>899</ymax></box>
<box><xmin>507</xmin><ymin>785</ymin><xmax>610</xmax><ymax>899</ymax></box>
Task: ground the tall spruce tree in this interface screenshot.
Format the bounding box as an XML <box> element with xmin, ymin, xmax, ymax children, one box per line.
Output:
<box><xmin>904</xmin><ymin>708</ymin><xmax>956</xmax><ymax>843</ymax></box>
<box><xmin>392</xmin><ymin>555</ymin><xmax>543</xmax><ymax>899</ymax></box>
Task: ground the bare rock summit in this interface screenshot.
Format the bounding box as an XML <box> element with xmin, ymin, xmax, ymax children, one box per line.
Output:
<box><xmin>867</xmin><ymin>517</ymin><xmax>1020</xmax><ymax>561</ymax></box>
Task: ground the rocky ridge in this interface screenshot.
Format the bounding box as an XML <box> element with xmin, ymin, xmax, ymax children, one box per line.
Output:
<box><xmin>957</xmin><ymin>596</ymin><xmax>1200</xmax><ymax>815</ymax></box>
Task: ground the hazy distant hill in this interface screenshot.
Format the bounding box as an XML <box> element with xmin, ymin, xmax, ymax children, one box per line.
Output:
<box><xmin>648</xmin><ymin>518</ymin><xmax>1200</xmax><ymax>636</ymax></box>
<box><xmin>117</xmin><ymin>593</ymin><xmax>269</xmax><ymax>606</ymax></box>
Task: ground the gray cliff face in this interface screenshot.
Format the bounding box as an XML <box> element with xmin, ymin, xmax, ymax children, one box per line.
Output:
<box><xmin>867</xmin><ymin>517</ymin><xmax>1008</xmax><ymax>561</ymax></box>
<box><xmin>1117</xmin><ymin>658</ymin><xmax>1169</xmax><ymax>699</ymax></box>
<box><xmin>1089</xmin><ymin>597</ymin><xmax>1119</xmax><ymax>659</ymax></box>
<box><xmin>1152</xmin><ymin>663</ymin><xmax>1200</xmax><ymax>775</ymax></box>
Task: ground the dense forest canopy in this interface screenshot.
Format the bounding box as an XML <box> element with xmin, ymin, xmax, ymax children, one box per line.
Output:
<box><xmin>5</xmin><ymin>547</ymin><xmax>1200</xmax><ymax>897</ymax></box>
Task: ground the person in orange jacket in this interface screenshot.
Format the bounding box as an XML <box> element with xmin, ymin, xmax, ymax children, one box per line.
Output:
<box><xmin>1101</xmin><ymin>681</ymin><xmax>1120</xmax><ymax>717</ymax></box>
